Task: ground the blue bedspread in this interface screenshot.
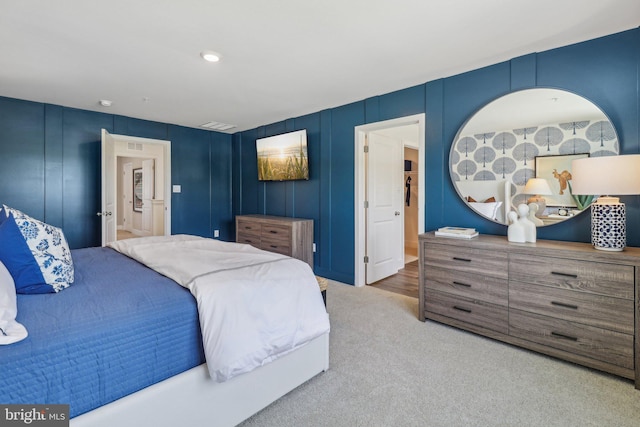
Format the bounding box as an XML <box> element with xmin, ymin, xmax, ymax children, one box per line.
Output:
<box><xmin>0</xmin><ymin>247</ymin><xmax>205</xmax><ymax>418</ymax></box>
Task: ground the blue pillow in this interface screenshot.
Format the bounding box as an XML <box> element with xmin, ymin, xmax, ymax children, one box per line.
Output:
<box><xmin>0</xmin><ymin>214</ymin><xmax>49</xmax><ymax>293</ymax></box>
<box><xmin>2</xmin><ymin>205</ymin><xmax>74</xmax><ymax>293</ymax></box>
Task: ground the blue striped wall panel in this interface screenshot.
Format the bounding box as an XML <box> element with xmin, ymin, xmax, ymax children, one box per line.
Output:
<box><xmin>0</xmin><ymin>98</ymin><xmax>45</xmax><ymax>220</ymax></box>
<box><xmin>424</xmin><ymin>80</ymin><xmax>445</xmax><ymax>231</ymax></box>
<box><xmin>328</xmin><ymin>101</ymin><xmax>365</xmax><ymax>283</ymax></box>
<box><xmin>364</xmin><ymin>97</ymin><xmax>380</xmax><ymax>124</ymax></box>
<box><xmin>113</xmin><ymin>116</ymin><xmax>169</xmax><ymax>141</ymax></box>
<box><xmin>238</xmin><ymin>128</ymin><xmax>260</xmax><ymax>214</ymax></box>
<box><xmin>61</xmin><ymin>108</ymin><xmax>114</xmax><ymax>249</ymax></box>
<box><xmin>510</xmin><ymin>53</ymin><xmax>537</xmax><ymax>90</ymax></box>
<box><xmin>210</xmin><ymin>131</ymin><xmax>234</xmax><ymax>241</ymax></box>
<box><xmin>168</xmin><ymin>125</ymin><xmax>213</xmax><ymax>237</ymax></box>
<box><xmin>44</xmin><ymin>104</ymin><xmax>64</xmax><ymax>227</ymax></box>
<box><xmin>441</xmin><ymin>62</ymin><xmax>511</xmax><ymax>236</ymax></box>
<box><xmin>317</xmin><ymin>110</ymin><xmax>333</xmax><ymax>277</ymax></box>
<box><xmin>378</xmin><ymin>84</ymin><xmax>426</xmax><ymax>122</ymax></box>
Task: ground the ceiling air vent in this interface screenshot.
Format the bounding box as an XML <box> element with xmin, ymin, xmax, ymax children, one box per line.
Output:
<box><xmin>200</xmin><ymin>121</ymin><xmax>237</xmax><ymax>131</ymax></box>
<box><xmin>127</xmin><ymin>142</ymin><xmax>143</xmax><ymax>151</ymax></box>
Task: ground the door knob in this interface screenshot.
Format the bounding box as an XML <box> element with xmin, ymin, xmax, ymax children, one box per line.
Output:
<box><xmin>394</xmin><ymin>211</ymin><xmax>401</xmax><ymax>216</ymax></box>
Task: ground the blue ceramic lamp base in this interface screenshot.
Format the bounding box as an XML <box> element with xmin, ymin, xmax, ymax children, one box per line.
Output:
<box><xmin>591</xmin><ymin>200</ymin><xmax>626</xmax><ymax>251</ymax></box>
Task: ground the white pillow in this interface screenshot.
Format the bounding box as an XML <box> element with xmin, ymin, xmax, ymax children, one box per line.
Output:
<box><xmin>469</xmin><ymin>201</ymin><xmax>503</xmax><ymax>220</ymax></box>
<box><xmin>0</xmin><ymin>261</ymin><xmax>28</xmax><ymax>345</ymax></box>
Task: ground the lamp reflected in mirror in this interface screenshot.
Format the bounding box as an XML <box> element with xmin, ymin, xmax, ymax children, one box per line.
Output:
<box><xmin>523</xmin><ymin>178</ymin><xmax>552</xmax><ymax>217</ymax></box>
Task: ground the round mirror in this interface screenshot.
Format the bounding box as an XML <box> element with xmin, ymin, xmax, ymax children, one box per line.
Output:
<box><xmin>450</xmin><ymin>88</ymin><xmax>619</xmax><ymax>226</ymax></box>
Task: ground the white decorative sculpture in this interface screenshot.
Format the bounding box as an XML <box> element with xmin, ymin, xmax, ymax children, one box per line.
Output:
<box><xmin>507</xmin><ymin>211</ymin><xmax>525</xmax><ymax>243</ymax></box>
<box><xmin>508</xmin><ymin>204</ymin><xmax>537</xmax><ymax>243</ymax></box>
<box><xmin>527</xmin><ymin>203</ymin><xmax>544</xmax><ymax>227</ymax></box>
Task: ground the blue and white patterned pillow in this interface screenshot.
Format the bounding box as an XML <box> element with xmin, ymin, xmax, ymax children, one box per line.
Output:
<box><xmin>2</xmin><ymin>205</ymin><xmax>74</xmax><ymax>293</ymax></box>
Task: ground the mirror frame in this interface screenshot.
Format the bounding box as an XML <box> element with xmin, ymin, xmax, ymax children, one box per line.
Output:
<box><xmin>449</xmin><ymin>88</ymin><xmax>619</xmax><ymax>226</ymax></box>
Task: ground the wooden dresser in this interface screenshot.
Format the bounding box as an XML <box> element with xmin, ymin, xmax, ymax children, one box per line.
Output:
<box><xmin>418</xmin><ymin>232</ymin><xmax>640</xmax><ymax>388</ymax></box>
<box><xmin>236</xmin><ymin>215</ymin><xmax>313</xmax><ymax>269</ymax></box>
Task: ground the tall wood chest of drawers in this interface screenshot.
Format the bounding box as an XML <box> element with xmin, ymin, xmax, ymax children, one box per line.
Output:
<box><xmin>236</xmin><ymin>215</ymin><xmax>314</xmax><ymax>269</ymax></box>
<box><xmin>418</xmin><ymin>232</ymin><xmax>640</xmax><ymax>388</ymax></box>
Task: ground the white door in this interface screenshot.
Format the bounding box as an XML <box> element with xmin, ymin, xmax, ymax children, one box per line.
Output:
<box><xmin>123</xmin><ymin>162</ymin><xmax>133</xmax><ymax>232</ymax></box>
<box><xmin>366</xmin><ymin>132</ymin><xmax>404</xmax><ymax>284</ymax></box>
<box><xmin>141</xmin><ymin>159</ymin><xmax>154</xmax><ymax>235</ymax></box>
<box><xmin>100</xmin><ymin>129</ymin><xmax>116</xmax><ymax>246</ymax></box>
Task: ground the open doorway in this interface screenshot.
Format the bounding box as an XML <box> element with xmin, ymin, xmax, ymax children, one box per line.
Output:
<box><xmin>117</xmin><ymin>156</ymin><xmax>161</xmax><ymax>240</ymax></box>
<box><xmin>100</xmin><ymin>130</ymin><xmax>171</xmax><ymax>246</ymax></box>
<box><xmin>354</xmin><ymin>114</ymin><xmax>425</xmax><ymax>289</ymax></box>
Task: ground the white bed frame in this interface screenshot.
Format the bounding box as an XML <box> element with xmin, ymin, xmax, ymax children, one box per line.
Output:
<box><xmin>71</xmin><ymin>332</ymin><xmax>329</xmax><ymax>427</ymax></box>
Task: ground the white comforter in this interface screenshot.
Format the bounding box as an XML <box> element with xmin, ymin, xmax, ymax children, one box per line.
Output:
<box><xmin>108</xmin><ymin>235</ymin><xmax>330</xmax><ymax>382</ymax></box>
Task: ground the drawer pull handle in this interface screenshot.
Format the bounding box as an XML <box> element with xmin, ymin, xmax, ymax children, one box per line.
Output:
<box><xmin>551</xmin><ymin>271</ymin><xmax>578</xmax><ymax>278</ymax></box>
<box><xmin>452</xmin><ymin>257</ymin><xmax>472</xmax><ymax>263</ymax></box>
<box><xmin>270</xmin><ymin>245</ymin><xmax>278</xmax><ymax>249</ymax></box>
<box><xmin>453</xmin><ymin>306</ymin><xmax>472</xmax><ymax>313</ymax></box>
<box><xmin>269</xmin><ymin>230</ymin><xmax>278</xmax><ymax>234</ymax></box>
<box><xmin>453</xmin><ymin>281</ymin><xmax>471</xmax><ymax>288</ymax></box>
<box><xmin>551</xmin><ymin>331</ymin><xmax>578</xmax><ymax>342</ymax></box>
<box><xmin>551</xmin><ymin>301</ymin><xmax>579</xmax><ymax>310</ymax></box>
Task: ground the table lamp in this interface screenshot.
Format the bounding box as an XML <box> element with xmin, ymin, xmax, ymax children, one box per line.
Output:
<box><xmin>523</xmin><ymin>178</ymin><xmax>552</xmax><ymax>217</ymax></box>
<box><xmin>570</xmin><ymin>154</ymin><xmax>640</xmax><ymax>251</ymax></box>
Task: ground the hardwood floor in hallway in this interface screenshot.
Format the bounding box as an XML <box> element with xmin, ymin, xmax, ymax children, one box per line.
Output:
<box><xmin>368</xmin><ymin>260</ymin><xmax>418</xmax><ymax>299</ymax></box>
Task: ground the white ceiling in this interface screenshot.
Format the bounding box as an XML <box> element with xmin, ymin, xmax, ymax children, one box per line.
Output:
<box><xmin>1</xmin><ymin>0</ymin><xmax>637</xmax><ymax>133</ymax></box>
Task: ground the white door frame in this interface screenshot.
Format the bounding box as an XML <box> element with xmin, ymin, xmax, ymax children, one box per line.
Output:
<box><xmin>123</xmin><ymin>162</ymin><xmax>133</xmax><ymax>232</ymax></box>
<box><xmin>354</xmin><ymin>113</ymin><xmax>425</xmax><ymax>287</ymax></box>
<box><xmin>107</xmin><ymin>132</ymin><xmax>172</xmax><ymax>239</ymax></box>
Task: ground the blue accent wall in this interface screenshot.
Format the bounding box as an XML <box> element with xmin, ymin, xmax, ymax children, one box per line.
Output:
<box><xmin>235</xmin><ymin>28</ymin><xmax>640</xmax><ymax>284</ymax></box>
<box><xmin>0</xmin><ymin>101</ymin><xmax>233</xmax><ymax>249</ymax></box>
<box><xmin>0</xmin><ymin>29</ymin><xmax>638</xmax><ymax>285</ymax></box>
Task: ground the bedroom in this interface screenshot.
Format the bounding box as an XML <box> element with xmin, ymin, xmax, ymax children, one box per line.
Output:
<box><xmin>1</xmin><ymin>1</ymin><xmax>640</xmax><ymax>426</ymax></box>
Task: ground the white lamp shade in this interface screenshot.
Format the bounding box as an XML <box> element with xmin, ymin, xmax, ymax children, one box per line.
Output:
<box><xmin>571</xmin><ymin>154</ymin><xmax>640</xmax><ymax>195</ymax></box>
<box><xmin>523</xmin><ymin>178</ymin><xmax>552</xmax><ymax>195</ymax></box>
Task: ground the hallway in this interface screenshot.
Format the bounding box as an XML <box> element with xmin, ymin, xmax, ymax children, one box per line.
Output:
<box><xmin>368</xmin><ymin>260</ymin><xmax>418</xmax><ymax>299</ymax></box>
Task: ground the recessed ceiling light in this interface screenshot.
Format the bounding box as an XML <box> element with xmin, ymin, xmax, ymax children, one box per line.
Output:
<box><xmin>200</xmin><ymin>51</ymin><xmax>221</xmax><ymax>62</ymax></box>
<box><xmin>99</xmin><ymin>99</ymin><xmax>112</xmax><ymax>107</ymax></box>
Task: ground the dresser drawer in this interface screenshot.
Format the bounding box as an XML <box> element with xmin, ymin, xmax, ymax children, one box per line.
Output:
<box><xmin>509</xmin><ymin>310</ymin><xmax>634</xmax><ymax>370</ymax></box>
<box><xmin>509</xmin><ymin>281</ymin><xmax>633</xmax><ymax>335</ymax></box>
<box><xmin>425</xmin><ymin>267</ymin><xmax>507</xmax><ymax>306</ymax></box>
<box><xmin>236</xmin><ymin>220</ymin><xmax>262</xmax><ymax>238</ymax></box>
<box><xmin>423</xmin><ymin>243</ymin><xmax>508</xmax><ymax>280</ymax></box>
<box><xmin>261</xmin><ymin>223</ymin><xmax>291</xmax><ymax>241</ymax></box>
<box><xmin>236</xmin><ymin>231</ymin><xmax>261</xmax><ymax>246</ymax></box>
<box><xmin>260</xmin><ymin>237</ymin><xmax>292</xmax><ymax>256</ymax></box>
<box><xmin>425</xmin><ymin>289</ymin><xmax>508</xmax><ymax>334</ymax></box>
<box><xmin>509</xmin><ymin>254</ymin><xmax>633</xmax><ymax>299</ymax></box>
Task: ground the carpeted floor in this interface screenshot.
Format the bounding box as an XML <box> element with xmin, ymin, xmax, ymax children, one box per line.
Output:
<box><xmin>239</xmin><ymin>280</ymin><xmax>640</xmax><ymax>427</ymax></box>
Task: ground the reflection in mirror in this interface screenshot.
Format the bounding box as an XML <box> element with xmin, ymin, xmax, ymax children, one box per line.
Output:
<box><xmin>450</xmin><ymin>88</ymin><xmax>619</xmax><ymax>226</ymax></box>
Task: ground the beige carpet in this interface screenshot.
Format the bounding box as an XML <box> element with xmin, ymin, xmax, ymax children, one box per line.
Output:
<box><xmin>239</xmin><ymin>281</ymin><xmax>640</xmax><ymax>427</ymax></box>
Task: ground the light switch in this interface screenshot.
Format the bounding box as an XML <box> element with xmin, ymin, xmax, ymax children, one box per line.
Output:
<box><xmin>172</xmin><ymin>185</ymin><xmax>181</xmax><ymax>193</ymax></box>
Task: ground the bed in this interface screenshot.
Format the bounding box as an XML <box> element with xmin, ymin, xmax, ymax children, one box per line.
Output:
<box><xmin>455</xmin><ymin>179</ymin><xmax>512</xmax><ymax>224</ymax></box>
<box><xmin>0</xmin><ymin>209</ymin><xmax>330</xmax><ymax>427</ymax></box>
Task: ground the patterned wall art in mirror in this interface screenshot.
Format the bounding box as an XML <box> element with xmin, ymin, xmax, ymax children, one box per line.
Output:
<box><xmin>450</xmin><ymin>88</ymin><xmax>619</xmax><ymax>226</ymax></box>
